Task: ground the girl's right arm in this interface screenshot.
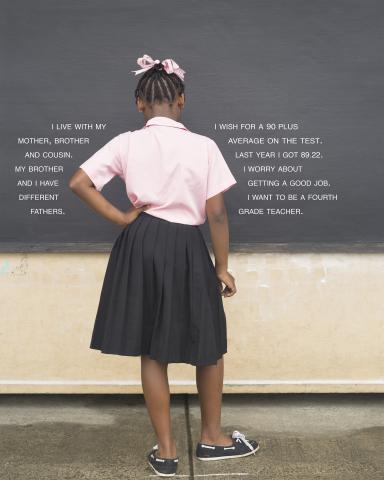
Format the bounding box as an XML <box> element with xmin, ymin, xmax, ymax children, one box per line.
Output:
<box><xmin>68</xmin><ymin>168</ymin><xmax>150</xmax><ymax>226</ymax></box>
<box><xmin>206</xmin><ymin>192</ymin><xmax>237</xmax><ymax>297</ymax></box>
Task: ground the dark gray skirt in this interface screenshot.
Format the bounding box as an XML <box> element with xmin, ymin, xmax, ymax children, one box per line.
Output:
<box><xmin>89</xmin><ymin>211</ymin><xmax>227</xmax><ymax>366</ymax></box>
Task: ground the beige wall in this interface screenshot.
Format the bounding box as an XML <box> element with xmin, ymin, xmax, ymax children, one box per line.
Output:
<box><xmin>0</xmin><ymin>251</ymin><xmax>383</xmax><ymax>394</ymax></box>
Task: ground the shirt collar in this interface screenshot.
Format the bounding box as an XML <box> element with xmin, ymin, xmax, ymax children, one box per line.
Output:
<box><xmin>144</xmin><ymin>116</ymin><xmax>188</xmax><ymax>131</ymax></box>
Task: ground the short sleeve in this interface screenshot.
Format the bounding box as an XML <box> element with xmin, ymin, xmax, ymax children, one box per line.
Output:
<box><xmin>79</xmin><ymin>134</ymin><xmax>123</xmax><ymax>191</ymax></box>
<box><xmin>206</xmin><ymin>138</ymin><xmax>237</xmax><ymax>200</ymax></box>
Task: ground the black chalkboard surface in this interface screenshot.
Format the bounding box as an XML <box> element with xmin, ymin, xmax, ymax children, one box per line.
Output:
<box><xmin>1</xmin><ymin>0</ymin><xmax>383</xmax><ymax>252</ymax></box>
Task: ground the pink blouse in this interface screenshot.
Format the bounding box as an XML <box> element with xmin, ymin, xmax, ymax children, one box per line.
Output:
<box><xmin>79</xmin><ymin>116</ymin><xmax>237</xmax><ymax>225</ymax></box>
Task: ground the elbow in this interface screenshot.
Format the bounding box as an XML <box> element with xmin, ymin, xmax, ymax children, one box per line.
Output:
<box><xmin>207</xmin><ymin>208</ymin><xmax>227</xmax><ymax>224</ymax></box>
<box><xmin>68</xmin><ymin>179</ymin><xmax>78</xmax><ymax>191</ymax></box>
<box><xmin>206</xmin><ymin>192</ymin><xmax>228</xmax><ymax>222</ymax></box>
<box><xmin>68</xmin><ymin>175</ymin><xmax>83</xmax><ymax>192</ymax></box>
<box><xmin>68</xmin><ymin>169</ymin><xmax>86</xmax><ymax>192</ymax></box>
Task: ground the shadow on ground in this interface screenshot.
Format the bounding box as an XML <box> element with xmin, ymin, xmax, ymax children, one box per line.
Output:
<box><xmin>0</xmin><ymin>393</ymin><xmax>383</xmax><ymax>479</ymax></box>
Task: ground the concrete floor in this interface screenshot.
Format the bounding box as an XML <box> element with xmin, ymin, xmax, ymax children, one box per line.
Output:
<box><xmin>0</xmin><ymin>393</ymin><xmax>383</xmax><ymax>479</ymax></box>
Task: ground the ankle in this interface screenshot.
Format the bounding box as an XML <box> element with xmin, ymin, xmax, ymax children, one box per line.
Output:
<box><xmin>157</xmin><ymin>440</ymin><xmax>177</xmax><ymax>458</ymax></box>
<box><xmin>200</xmin><ymin>431</ymin><xmax>232</xmax><ymax>445</ymax></box>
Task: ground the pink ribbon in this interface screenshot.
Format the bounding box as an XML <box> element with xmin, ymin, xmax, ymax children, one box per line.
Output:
<box><xmin>131</xmin><ymin>54</ymin><xmax>186</xmax><ymax>81</ymax></box>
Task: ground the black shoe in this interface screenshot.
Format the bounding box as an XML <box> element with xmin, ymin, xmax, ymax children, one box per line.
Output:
<box><xmin>147</xmin><ymin>444</ymin><xmax>179</xmax><ymax>477</ymax></box>
<box><xmin>196</xmin><ymin>430</ymin><xmax>260</xmax><ymax>461</ymax></box>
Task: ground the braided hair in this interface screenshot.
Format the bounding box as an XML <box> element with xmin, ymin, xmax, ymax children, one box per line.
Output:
<box><xmin>134</xmin><ymin>62</ymin><xmax>185</xmax><ymax>105</ymax></box>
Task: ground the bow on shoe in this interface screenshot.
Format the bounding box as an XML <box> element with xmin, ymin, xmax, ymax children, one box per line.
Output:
<box><xmin>131</xmin><ymin>54</ymin><xmax>186</xmax><ymax>81</ymax></box>
<box><xmin>232</xmin><ymin>430</ymin><xmax>257</xmax><ymax>455</ymax></box>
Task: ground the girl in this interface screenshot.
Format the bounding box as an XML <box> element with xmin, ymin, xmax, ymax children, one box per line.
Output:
<box><xmin>69</xmin><ymin>54</ymin><xmax>259</xmax><ymax>477</ymax></box>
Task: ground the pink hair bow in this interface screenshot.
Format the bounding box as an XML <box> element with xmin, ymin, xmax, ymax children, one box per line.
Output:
<box><xmin>131</xmin><ymin>54</ymin><xmax>186</xmax><ymax>81</ymax></box>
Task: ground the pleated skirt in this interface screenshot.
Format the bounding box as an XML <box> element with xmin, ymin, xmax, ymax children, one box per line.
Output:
<box><xmin>89</xmin><ymin>211</ymin><xmax>227</xmax><ymax>366</ymax></box>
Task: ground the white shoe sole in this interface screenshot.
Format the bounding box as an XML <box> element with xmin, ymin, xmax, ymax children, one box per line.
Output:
<box><xmin>196</xmin><ymin>443</ymin><xmax>260</xmax><ymax>461</ymax></box>
<box><xmin>147</xmin><ymin>460</ymin><xmax>176</xmax><ymax>477</ymax></box>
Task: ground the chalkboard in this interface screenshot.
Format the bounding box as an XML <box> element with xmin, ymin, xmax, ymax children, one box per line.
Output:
<box><xmin>1</xmin><ymin>0</ymin><xmax>383</xmax><ymax>252</ymax></box>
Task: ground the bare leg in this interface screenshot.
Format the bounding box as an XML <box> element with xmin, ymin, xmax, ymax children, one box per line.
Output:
<box><xmin>141</xmin><ymin>355</ymin><xmax>177</xmax><ymax>458</ymax></box>
<box><xmin>195</xmin><ymin>356</ymin><xmax>233</xmax><ymax>445</ymax></box>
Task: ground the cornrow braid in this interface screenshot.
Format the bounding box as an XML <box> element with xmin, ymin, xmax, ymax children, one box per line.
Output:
<box><xmin>134</xmin><ymin>63</ymin><xmax>185</xmax><ymax>105</ymax></box>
